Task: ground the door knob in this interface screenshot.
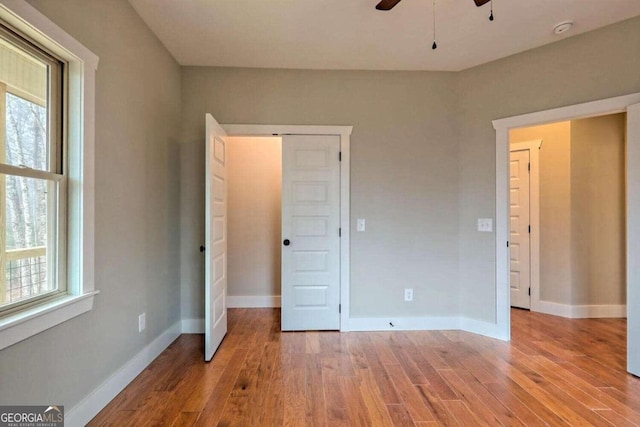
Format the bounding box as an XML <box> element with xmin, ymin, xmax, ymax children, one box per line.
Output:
<box><xmin>283</xmin><ymin>239</ymin><xmax>290</xmax><ymax>246</ymax></box>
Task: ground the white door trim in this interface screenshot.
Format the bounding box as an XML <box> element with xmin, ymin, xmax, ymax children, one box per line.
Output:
<box><xmin>221</xmin><ymin>124</ymin><xmax>353</xmax><ymax>331</ymax></box>
<box><xmin>493</xmin><ymin>92</ymin><xmax>640</xmax><ymax>344</ymax></box>
<box><xmin>510</xmin><ymin>140</ymin><xmax>541</xmax><ymax>312</ymax></box>
<box><xmin>627</xmin><ymin>102</ymin><xmax>640</xmax><ymax>376</ymax></box>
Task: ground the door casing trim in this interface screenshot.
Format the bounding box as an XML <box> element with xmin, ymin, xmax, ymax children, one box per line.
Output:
<box><xmin>493</xmin><ymin>92</ymin><xmax>640</xmax><ymax>344</ymax></box>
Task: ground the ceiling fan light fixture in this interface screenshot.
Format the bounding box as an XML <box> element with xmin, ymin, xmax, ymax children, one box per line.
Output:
<box><xmin>553</xmin><ymin>20</ymin><xmax>574</xmax><ymax>35</ymax></box>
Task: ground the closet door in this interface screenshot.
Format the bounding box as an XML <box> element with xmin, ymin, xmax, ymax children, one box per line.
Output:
<box><xmin>204</xmin><ymin>113</ymin><xmax>228</xmax><ymax>361</ymax></box>
<box><xmin>281</xmin><ymin>135</ymin><xmax>340</xmax><ymax>331</ymax></box>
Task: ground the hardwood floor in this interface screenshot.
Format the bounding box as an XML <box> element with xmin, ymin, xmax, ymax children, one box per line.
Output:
<box><xmin>89</xmin><ymin>308</ymin><xmax>640</xmax><ymax>426</ymax></box>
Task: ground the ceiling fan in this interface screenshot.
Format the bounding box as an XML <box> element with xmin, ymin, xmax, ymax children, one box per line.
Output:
<box><xmin>375</xmin><ymin>0</ymin><xmax>490</xmax><ymax>11</ymax></box>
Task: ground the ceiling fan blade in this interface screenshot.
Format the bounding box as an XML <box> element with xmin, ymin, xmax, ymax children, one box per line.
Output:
<box><xmin>473</xmin><ymin>0</ymin><xmax>491</xmax><ymax>6</ymax></box>
<box><xmin>376</xmin><ymin>0</ymin><xmax>402</xmax><ymax>11</ymax></box>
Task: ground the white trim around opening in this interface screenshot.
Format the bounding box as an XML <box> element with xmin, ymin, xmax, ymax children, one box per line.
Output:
<box><xmin>493</xmin><ymin>92</ymin><xmax>640</xmax><ymax>349</ymax></box>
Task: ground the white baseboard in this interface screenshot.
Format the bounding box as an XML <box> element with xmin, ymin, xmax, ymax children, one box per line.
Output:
<box><xmin>572</xmin><ymin>304</ymin><xmax>626</xmax><ymax>318</ymax></box>
<box><xmin>227</xmin><ymin>295</ymin><xmax>281</xmax><ymax>308</ymax></box>
<box><xmin>346</xmin><ymin>315</ymin><xmax>508</xmax><ymax>340</ymax></box>
<box><xmin>534</xmin><ymin>301</ymin><xmax>626</xmax><ymax>319</ymax></box>
<box><xmin>182</xmin><ymin>318</ymin><xmax>205</xmax><ymax>333</ymax></box>
<box><xmin>347</xmin><ymin>316</ymin><xmax>459</xmax><ymax>332</ymax></box>
<box><xmin>460</xmin><ymin>317</ymin><xmax>509</xmax><ymax>340</ymax></box>
<box><xmin>65</xmin><ymin>320</ymin><xmax>181</xmax><ymax>427</ymax></box>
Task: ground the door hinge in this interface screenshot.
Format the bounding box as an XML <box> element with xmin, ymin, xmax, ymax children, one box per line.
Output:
<box><xmin>528</xmin><ymin>288</ymin><xmax>531</xmax><ymax>296</ymax></box>
<box><xmin>339</xmin><ymin>151</ymin><xmax>342</xmax><ymax>161</ymax></box>
<box><xmin>339</xmin><ymin>227</ymin><xmax>341</xmax><ymax>237</ymax></box>
<box><xmin>507</xmin><ymin>241</ymin><xmax>509</xmax><ymax>247</ymax></box>
<box><xmin>339</xmin><ymin>304</ymin><xmax>341</xmax><ymax>313</ymax></box>
<box><xmin>528</xmin><ymin>225</ymin><xmax>531</xmax><ymax>233</ymax></box>
<box><xmin>528</xmin><ymin>162</ymin><xmax>531</xmax><ymax>172</ymax></box>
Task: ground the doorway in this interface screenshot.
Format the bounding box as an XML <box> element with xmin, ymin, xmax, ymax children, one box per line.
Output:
<box><xmin>226</xmin><ymin>134</ymin><xmax>342</xmax><ymax>331</ymax></box>
<box><xmin>508</xmin><ymin>115</ymin><xmax>626</xmax><ymax>316</ymax></box>
<box><xmin>222</xmin><ymin>124</ymin><xmax>353</xmax><ymax>331</ymax></box>
<box><xmin>226</xmin><ymin>136</ymin><xmax>282</xmax><ymax>308</ymax></box>
<box><xmin>493</xmin><ymin>93</ymin><xmax>640</xmax><ymax>376</ymax></box>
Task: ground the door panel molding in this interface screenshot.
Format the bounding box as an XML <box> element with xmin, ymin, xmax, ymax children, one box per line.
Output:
<box><xmin>509</xmin><ymin>140</ymin><xmax>541</xmax><ymax>312</ymax></box>
<box><xmin>204</xmin><ymin>114</ymin><xmax>228</xmax><ymax>361</ymax></box>
<box><xmin>508</xmin><ymin>148</ymin><xmax>532</xmax><ymax>309</ymax></box>
<box><xmin>282</xmin><ymin>135</ymin><xmax>340</xmax><ymax>330</ymax></box>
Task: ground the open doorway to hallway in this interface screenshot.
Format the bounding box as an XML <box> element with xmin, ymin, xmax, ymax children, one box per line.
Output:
<box><xmin>508</xmin><ymin>113</ymin><xmax>627</xmax><ymax>319</ymax></box>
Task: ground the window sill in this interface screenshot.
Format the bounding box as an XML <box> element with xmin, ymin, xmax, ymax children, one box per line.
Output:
<box><xmin>0</xmin><ymin>291</ymin><xmax>99</xmax><ymax>350</ymax></box>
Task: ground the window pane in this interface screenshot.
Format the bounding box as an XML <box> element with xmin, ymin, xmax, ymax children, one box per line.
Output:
<box><xmin>0</xmin><ymin>33</ymin><xmax>49</xmax><ymax>171</ymax></box>
<box><xmin>1</xmin><ymin>174</ymin><xmax>56</xmax><ymax>307</ymax></box>
<box><xmin>5</xmin><ymin>93</ymin><xmax>48</xmax><ymax>171</ymax></box>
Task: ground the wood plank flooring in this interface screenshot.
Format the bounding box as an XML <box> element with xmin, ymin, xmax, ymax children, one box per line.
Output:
<box><xmin>89</xmin><ymin>308</ymin><xmax>640</xmax><ymax>426</ymax></box>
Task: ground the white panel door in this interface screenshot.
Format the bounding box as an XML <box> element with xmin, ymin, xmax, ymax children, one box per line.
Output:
<box><xmin>510</xmin><ymin>149</ymin><xmax>531</xmax><ymax>309</ymax></box>
<box><xmin>204</xmin><ymin>114</ymin><xmax>228</xmax><ymax>361</ymax></box>
<box><xmin>282</xmin><ymin>135</ymin><xmax>340</xmax><ymax>331</ymax></box>
<box><xmin>628</xmin><ymin>103</ymin><xmax>640</xmax><ymax>376</ymax></box>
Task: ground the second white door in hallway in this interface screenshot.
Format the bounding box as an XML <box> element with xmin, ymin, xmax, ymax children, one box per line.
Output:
<box><xmin>510</xmin><ymin>148</ymin><xmax>531</xmax><ymax>309</ymax></box>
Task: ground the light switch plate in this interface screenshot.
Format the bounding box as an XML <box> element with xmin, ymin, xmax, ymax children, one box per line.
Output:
<box><xmin>357</xmin><ymin>219</ymin><xmax>366</xmax><ymax>232</ymax></box>
<box><xmin>478</xmin><ymin>218</ymin><xmax>493</xmax><ymax>232</ymax></box>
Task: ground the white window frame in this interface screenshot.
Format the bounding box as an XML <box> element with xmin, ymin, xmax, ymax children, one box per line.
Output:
<box><xmin>0</xmin><ymin>32</ymin><xmax>66</xmax><ymax>313</ymax></box>
<box><xmin>0</xmin><ymin>0</ymin><xmax>98</xmax><ymax>350</ymax></box>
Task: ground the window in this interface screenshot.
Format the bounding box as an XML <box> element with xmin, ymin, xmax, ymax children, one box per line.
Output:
<box><xmin>0</xmin><ymin>0</ymin><xmax>98</xmax><ymax>350</ymax></box>
<box><xmin>0</xmin><ymin>24</ymin><xmax>65</xmax><ymax>314</ymax></box>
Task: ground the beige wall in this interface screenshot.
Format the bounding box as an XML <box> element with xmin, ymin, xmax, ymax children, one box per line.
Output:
<box><xmin>510</xmin><ymin>122</ymin><xmax>572</xmax><ymax>303</ymax></box>
<box><xmin>0</xmin><ymin>0</ymin><xmax>182</xmax><ymax>409</ymax></box>
<box><xmin>458</xmin><ymin>16</ymin><xmax>640</xmax><ymax>322</ymax></box>
<box><xmin>180</xmin><ymin>68</ymin><xmax>460</xmax><ymax>319</ymax></box>
<box><xmin>227</xmin><ymin>137</ymin><xmax>282</xmax><ymax>297</ymax></box>
<box><xmin>571</xmin><ymin>114</ymin><xmax>626</xmax><ymax>305</ymax></box>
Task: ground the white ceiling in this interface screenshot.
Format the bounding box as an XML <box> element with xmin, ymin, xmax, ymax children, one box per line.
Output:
<box><xmin>128</xmin><ymin>0</ymin><xmax>640</xmax><ymax>72</ymax></box>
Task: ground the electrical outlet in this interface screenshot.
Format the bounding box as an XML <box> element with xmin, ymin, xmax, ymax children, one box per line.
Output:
<box><xmin>138</xmin><ymin>312</ymin><xmax>146</xmax><ymax>333</ymax></box>
<box><xmin>477</xmin><ymin>218</ymin><xmax>493</xmax><ymax>232</ymax></box>
<box><xmin>404</xmin><ymin>288</ymin><xmax>413</xmax><ymax>302</ymax></box>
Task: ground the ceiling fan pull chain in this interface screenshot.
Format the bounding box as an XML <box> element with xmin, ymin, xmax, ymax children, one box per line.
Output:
<box><xmin>432</xmin><ymin>0</ymin><xmax>437</xmax><ymax>49</ymax></box>
<box><xmin>489</xmin><ymin>0</ymin><xmax>494</xmax><ymax>21</ymax></box>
